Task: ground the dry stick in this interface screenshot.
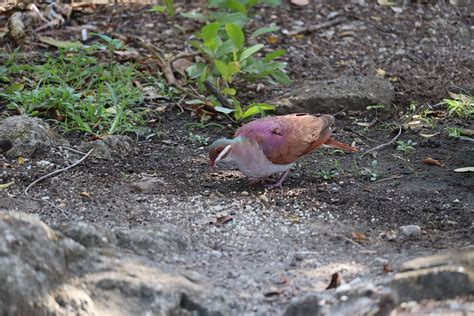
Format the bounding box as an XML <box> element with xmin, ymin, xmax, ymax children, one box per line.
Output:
<box><xmin>287</xmin><ymin>17</ymin><xmax>345</xmax><ymax>36</ymax></box>
<box><xmin>24</xmin><ymin>149</ymin><xmax>94</xmax><ymax>213</ymax></box>
<box><xmin>361</xmin><ymin>126</ymin><xmax>403</xmax><ymax>158</ymax></box>
<box><xmin>203</xmin><ymin>80</ymin><xmax>234</xmax><ymax>109</ymax></box>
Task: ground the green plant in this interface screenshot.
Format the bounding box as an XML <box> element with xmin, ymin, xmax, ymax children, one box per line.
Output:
<box><xmin>360</xmin><ymin>160</ymin><xmax>378</xmax><ymax>182</ymax></box>
<box><xmin>0</xmin><ymin>50</ymin><xmax>161</xmax><ymax>136</ymax></box>
<box><xmin>151</xmin><ymin>0</ymin><xmax>289</xmax><ymax>122</ymax></box>
<box><xmin>446</xmin><ymin>127</ymin><xmax>461</xmax><ymax>138</ymax></box>
<box><xmin>318</xmin><ymin>159</ymin><xmax>341</xmax><ymax>180</ymax></box>
<box><xmin>189</xmin><ymin>132</ymin><xmax>210</xmax><ymax>145</ymax></box>
<box><xmin>441</xmin><ymin>93</ymin><xmax>474</xmax><ymax>118</ymax></box>
<box><xmin>395</xmin><ymin>140</ymin><xmax>417</xmax><ymax>154</ymax></box>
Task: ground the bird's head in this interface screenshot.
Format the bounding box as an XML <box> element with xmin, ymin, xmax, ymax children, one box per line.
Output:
<box><xmin>208</xmin><ymin>138</ymin><xmax>235</xmax><ymax>169</ymax></box>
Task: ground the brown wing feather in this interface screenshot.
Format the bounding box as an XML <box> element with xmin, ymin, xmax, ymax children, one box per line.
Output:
<box><xmin>236</xmin><ymin>113</ymin><xmax>334</xmax><ymax>164</ymax></box>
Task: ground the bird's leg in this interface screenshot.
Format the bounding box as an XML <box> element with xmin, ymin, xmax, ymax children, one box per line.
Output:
<box><xmin>265</xmin><ymin>170</ymin><xmax>291</xmax><ymax>189</ymax></box>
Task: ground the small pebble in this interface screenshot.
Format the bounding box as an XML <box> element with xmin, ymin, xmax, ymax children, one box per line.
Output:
<box><xmin>399</xmin><ymin>225</ymin><xmax>421</xmax><ymax>238</ymax></box>
<box><xmin>241</xmin><ymin>191</ymin><xmax>249</xmax><ymax>196</ymax></box>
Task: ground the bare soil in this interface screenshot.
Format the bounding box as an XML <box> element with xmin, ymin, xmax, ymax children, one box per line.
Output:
<box><xmin>1</xmin><ymin>1</ymin><xmax>473</xmax><ymax>314</ymax></box>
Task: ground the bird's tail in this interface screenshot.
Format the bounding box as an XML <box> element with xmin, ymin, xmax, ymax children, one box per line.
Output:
<box><xmin>324</xmin><ymin>138</ymin><xmax>358</xmax><ymax>153</ymax></box>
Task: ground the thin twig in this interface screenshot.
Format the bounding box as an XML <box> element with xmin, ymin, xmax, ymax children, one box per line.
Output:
<box><xmin>361</xmin><ymin>126</ymin><xmax>403</xmax><ymax>157</ymax></box>
<box><xmin>374</xmin><ymin>175</ymin><xmax>404</xmax><ymax>183</ymax></box>
<box><xmin>287</xmin><ymin>17</ymin><xmax>345</xmax><ymax>36</ymax></box>
<box><xmin>24</xmin><ymin>149</ymin><xmax>94</xmax><ymax>213</ymax></box>
<box><xmin>59</xmin><ymin>146</ymin><xmax>87</xmax><ymax>155</ymax></box>
<box><xmin>203</xmin><ymin>80</ymin><xmax>233</xmax><ymax>109</ymax></box>
<box><xmin>347</xmin><ymin>128</ymin><xmax>377</xmax><ymax>143</ymax></box>
<box><xmin>333</xmin><ymin>234</ymin><xmax>366</xmax><ymax>250</ymax></box>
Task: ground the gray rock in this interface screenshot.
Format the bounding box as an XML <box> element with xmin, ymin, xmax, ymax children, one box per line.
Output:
<box><xmin>392</xmin><ymin>249</ymin><xmax>474</xmax><ymax>302</ymax></box>
<box><xmin>0</xmin><ymin>212</ymin><xmax>229</xmax><ymax>316</ymax></box>
<box><xmin>399</xmin><ymin>225</ymin><xmax>421</xmax><ymax>238</ymax></box>
<box><xmin>58</xmin><ymin>221</ymin><xmax>116</xmax><ymax>248</ymax></box>
<box><xmin>0</xmin><ymin>212</ymin><xmax>86</xmax><ymax>316</ymax></box>
<box><xmin>284</xmin><ymin>292</ymin><xmax>321</xmax><ymax>316</ymax></box>
<box><xmin>78</xmin><ymin>135</ymin><xmax>134</xmax><ymax>159</ymax></box>
<box><xmin>114</xmin><ymin>224</ymin><xmax>189</xmax><ymax>257</ymax></box>
<box><xmin>277</xmin><ymin>76</ymin><xmax>394</xmax><ymax>114</ymax></box>
<box><xmin>0</xmin><ymin>116</ymin><xmax>58</xmax><ymax>158</ymax></box>
<box><xmin>130</xmin><ymin>177</ymin><xmax>166</xmax><ymax>194</ymax></box>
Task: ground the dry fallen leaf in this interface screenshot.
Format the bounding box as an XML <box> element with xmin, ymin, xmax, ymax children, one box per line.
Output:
<box><xmin>266</xmin><ymin>34</ymin><xmax>279</xmax><ymax>44</ymax></box>
<box><xmin>264</xmin><ymin>286</ymin><xmax>284</xmax><ymax>297</ymax></box>
<box><xmin>326</xmin><ymin>272</ymin><xmax>341</xmax><ymax>290</ymax></box>
<box><xmin>172</xmin><ymin>58</ymin><xmax>194</xmax><ymax>77</ymax></box>
<box><xmin>352</xmin><ymin>231</ymin><xmax>367</xmax><ymax>242</ymax></box>
<box><xmin>383</xmin><ymin>262</ymin><xmax>393</xmax><ymax>273</ymax></box>
<box><xmin>290</xmin><ymin>0</ymin><xmax>309</xmax><ymax>6</ymax></box>
<box><xmin>423</xmin><ymin>157</ymin><xmax>444</xmax><ymax>167</ymax></box>
<box><xmin>80</xmin><ymin>191</ymin><xmax>91</xmax><ymax>198</ymax></box>
<box><xmin>214</xmin><ymin>214</ymin><xmax>233</xmax><ymax>226</ymax></box>
<box><xmin>460</xmin><ymin>128</ymin><xmax>474</xmax><ymax>137</ymax></box>
<box><xmin>0</xmin><ymin>181</ymin><xmax>14</xmax><ymax>190</ymax></box>
<box><xmin>375</xmin><ymin>68</ymin><xmax>386</xmax><ymax>78</ymax></box>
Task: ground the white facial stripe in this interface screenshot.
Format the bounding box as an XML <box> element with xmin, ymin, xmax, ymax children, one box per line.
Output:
<box><xmin>215</xmin><ymin>144</ymin><xmax>232</xmax><ymax>163</ymax></box>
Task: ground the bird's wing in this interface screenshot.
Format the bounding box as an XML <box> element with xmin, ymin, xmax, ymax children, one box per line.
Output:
<box><xmin>235</xmin><ymin>113</ymin><xmax>334</xmax><ymax>164</ymax></box>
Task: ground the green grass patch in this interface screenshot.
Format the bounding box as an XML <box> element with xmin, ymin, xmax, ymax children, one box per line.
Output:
<box><xmin>0</xmin><ymin>50</ymin><xmax>164</xmax><ymax>136</ymax></box>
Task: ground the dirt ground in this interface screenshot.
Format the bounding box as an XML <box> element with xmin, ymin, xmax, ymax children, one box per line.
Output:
<box><xmin>1</xmin><ymin>0</ymin><xmax>473</xmax><ymax>314</ymax></box>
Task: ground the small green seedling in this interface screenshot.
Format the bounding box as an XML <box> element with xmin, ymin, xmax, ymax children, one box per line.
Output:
<box><xmin>189</xmin><ymin>132</ymin><xmax>210</xmax><ymax>146</ymax></box>
<box><xmin>447</xmin><ymin>127</ymin><xmax>461</xmax><ymax>138</ymax></box>
<box><xmin>441</xmin><ymin>93</ymin><xmax>473</xmax><ymax>118</ymax></box>
<box><xmin>360</xmin><ymin>159</ymin><xmax>378</xmax><ymax>182</ymax></box>
<box><xmin>396</xmin><ymin>140</ymin><xmax>417</xmax><ymax>154</ymax></box>
<box><xmin>318</xmin><ymin>159</ymin><xmax>341</xmax><ymax>180</ymax></box>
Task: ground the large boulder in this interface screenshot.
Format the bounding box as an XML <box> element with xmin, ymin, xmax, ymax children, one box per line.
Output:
<box><xmin>0</xmin><ymin>212</ymin><xmax>229</xmax><ymax>316</ymax></box>
<box><xmin>276</xmin><ymin>76</ymin><xmax>394</xmax><ymax>114</ymax></box>
<box><xmin>391</xmin><ymin>249</ymin><xmax>474</xmax><ymax>303</ymax></box>
<box><xmin>0</xmin><ymin>116</ymin><xmax>58</xmax><ymax>158</ymax></box>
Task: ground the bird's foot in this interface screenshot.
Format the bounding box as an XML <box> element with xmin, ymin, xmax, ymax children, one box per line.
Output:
<box><xmin>264</xmin><ymin>181</ymin><xmax>283</xmax><ymax>189</ymax></box>
<box><xmin>263</xmin><ymin>170</ymin><xmax>291</xmax><ymax>189</ymax></box>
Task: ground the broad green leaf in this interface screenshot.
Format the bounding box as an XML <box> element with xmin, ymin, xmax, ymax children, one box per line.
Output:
<box><xmin>240</xmin><ymin>44</ymin><xmax>263</xmax><ymax>61</ymax></box>
<box><xmin>250</xmin><ymin>25</ymin><xmax>280</xmax><ymax>39</ymax></box>
<box><xmin>216</xmin><ymin>39</ymin><xmax>236</xmax><ymax>58</ymax></box>
<box><xmin>38</xmin><ymin>36</ymin><xmax>83</xmax><ymax>49</ymax></box>
<box><xmin>226</xmin><ymin>0</ymin><xmax>247</xmax><ymax>13</ymax></box>
<box><xmin>180</xmin><ymin>12</ymin><xmax>207</xmax><ymax>21</ymax></box>
<box><xmin>222</xmin><ymin>87</ymin><xmax>236</xmax><ymax>96</ymax></box>
<box><xmin>147</xmin><ymin>5</ymin><xmax>166</xmax><ymax>12</ymax></box>
<box><xmin>225</xmin><ymin>23</ymin><xmax>245</xmax><ymax>49</ymax></box>
<box><xmin>214</xmin><ymin>60</ymin><xmax>230</xmax><ymax>81</ymax></box>
<box><xmin>271</xmin><ymin>69</ymin><xmax>292</xmax><ymax>85</ymax></box>
<box><xmin>202</xmin><ymin>22</ymin><xmax>221</xmax><ymax>42</ymax></box>
<box><xmin>164</xmin><ymin>0</ymin><xmax>175</xmax><ymax>16</ymax></box>
<box><xmin>263</xmin><ymin>49</ymin><xmax>285</xmax><ymax>62</ymax></box>
<box><xmin>211</xmin><ymin>12</ymin><xmax>248</xmax><ymax>27</ymax></box>
<box><xmin>262</xmin><ymin>0</ymin><xmax>281</xmax><ymax>5</ymax></box>
<box><xmin>215</xmin><ymin>106</ymin><xmax>235</xmax><ymax>114</ymax></box>
<box><xmin>242</xmin><ymin>103</ymin><xmax>275</xmax><ymax>119</ymax></box>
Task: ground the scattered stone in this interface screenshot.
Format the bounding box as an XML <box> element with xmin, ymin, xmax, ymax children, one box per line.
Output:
<box><xmin>241</xmin><ymin>191</ymin><xmax>249</xmax><ymax>196</ymax></box>
<box><xmin>0</xmin><ymin>212</ymin><xmax>229</xmax><ymax>316</ymax></box>
<box><xmin>130</xmin><ymin>177</ymin><xmax>166</xmax><ymax>194</ymax></box>
<box><xmin>399</xmin><ymin>225</ymin><xmax>421</xmax><ymax>238</ymax></box>
<box><xmin>275</xmin><ymin>76</ymin><xmax>394</xmax><ymax>114</ymax></box>
<box><xmin>284</xmin><ymin>292</ymin><xmax>322</xmax><ymax>316</ymax></box>
<box><xmin>392</xmin><ymin>249</ymin><xmax>474</xmax><ymax>303</ymax></box>
<box><xmin>78</xmin><ymin>135</ymin><xmax>134</xmax><ymax>159</ymax></box>
<box><xmin>0</xmin><ymin>116</ymin><xmax>60</xmax><ymax>158</ymax></box>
